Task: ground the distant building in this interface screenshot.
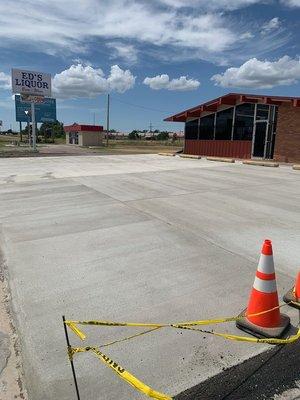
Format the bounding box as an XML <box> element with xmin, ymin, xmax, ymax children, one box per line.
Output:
<box><xmin>64</xmin><ymin>123</ymin><xmax>104</xmax><ymax>146</ymax></box>
<box><xmin>165</xmin><ymin>93</ymin><xmax>300</xmax><ymax>162</ymax></box>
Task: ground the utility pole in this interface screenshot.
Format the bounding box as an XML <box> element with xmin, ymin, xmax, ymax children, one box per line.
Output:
<box><xmin>106</xmin><ymin>93</ymin><xmax>110</xmax><ymax>147</ymax></box>
<box><xmin>149</xmin><ymin>121</ymin><xmax>154</xmax><ymax>139</ymax></box>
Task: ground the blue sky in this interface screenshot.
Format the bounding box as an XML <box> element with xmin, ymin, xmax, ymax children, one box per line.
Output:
<box><xmin>0</xmin><ymin>0</ymin><xmax>299</xmax><ymax>132</ymax></box>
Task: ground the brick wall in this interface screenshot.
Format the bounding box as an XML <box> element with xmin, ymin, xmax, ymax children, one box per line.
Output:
<box><xmin>274</xmin><ymin>103</ymin><xmax>300</xmax><ymax>163</ymax></box>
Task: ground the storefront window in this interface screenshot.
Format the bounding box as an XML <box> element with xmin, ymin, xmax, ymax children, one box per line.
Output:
<box><xmin>185</xmin><ymin>119</ymin><xmax>199</xmax><ymax>140</ymax></box>
<box><xmin>235</xmin><ymin>103</ymin><xmax>255</xmax><ymax>116</ymax></box>
<box><xmin>256</xmin><ymin>104</ymin><xmax>270</xmax><ymax>120</ymax></box>
<box><xmin>233</xmin><ymin>103</ymin><xmax>254</xmax><ymax>140</ymax></box>
<box><xmin>199</xmin><ymin>114</ymin><xmax>214</xmax><ymax>140</ymax></box>
<box><xmin>215</xmin><ymin>107</ymin><xmax>233</xmax><ymax>140</ymax></box>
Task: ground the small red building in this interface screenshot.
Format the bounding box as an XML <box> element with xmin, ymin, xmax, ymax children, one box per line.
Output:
<box><xmin>165</xmin><ymin>93</ymin><xmax>300</xmax><ymax>162</ymax></box>
<box><xmin>64</xmin><ymin>123</ymin><xmax>104</xmax><ymax>146</ymax></box>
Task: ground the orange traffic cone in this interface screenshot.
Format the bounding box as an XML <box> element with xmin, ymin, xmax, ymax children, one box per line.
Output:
<box><xmin>283</xmin><ymin>272</ymin><xmax>300</xmax><ymax>309</ymax></box>
<box><xmin>236</xmin><ymin>239</ymin><xmax>290</xmax><ymax>338</ymax></box>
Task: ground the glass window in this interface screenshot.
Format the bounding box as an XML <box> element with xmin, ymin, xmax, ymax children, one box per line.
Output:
<box><xmin>185</xmin><ymin>119</ymin><xmax>198</xmax><ymax>140</ymax></box>
<box><xmin>215</xmin><ymin>107</ymin><xmax>233</xmax><ymax>140</ymax></box>
<box><xmin>256</xmin><ymin>104</ymin><xmax>269</xmax><ymax>120</ymax></box>
<box><xmin>233</xmin><ymin>103</ymin><xmax>254</xmax><ymax>140</ymax></box>
<box><xmin>199</xmin><ymin>114</ymin><xmax>214</xmax><ymax>140</ymax></box>
<box><xmin>235</xmin><ymin>103</ymin><xmax>255</xmax><ymax>117</ymax></box>
<box><xmin>233</xmin><ymin>115</ymin><xmax>253</xmax><ymax>140</ymax></box>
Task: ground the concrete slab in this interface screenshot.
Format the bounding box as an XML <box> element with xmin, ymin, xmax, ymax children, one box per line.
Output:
<box><xmin>0</xmin><ymin>154</ymin><xmax>299</xmax><ymax>400</ymax></box>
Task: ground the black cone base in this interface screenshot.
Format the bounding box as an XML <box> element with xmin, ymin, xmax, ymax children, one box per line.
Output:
<box><xmin>236</xmin><ymin>309</ymin><xmax>290</xmax><ymax>339</ymax></box>
<box><xmin>283</xmin><ymin>288</ymin><xmax>300</xmax><ymax>310</ymax></box>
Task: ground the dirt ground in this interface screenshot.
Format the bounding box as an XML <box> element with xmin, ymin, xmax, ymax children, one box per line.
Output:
<box><xmin>0</xmin><ymin>136</ymin><xmax>183</xmax><ymax>157</ymax></box>
<box><xmin>0</xmin><ymin>247</ymin><xmax>27</xmax><ymax>400</ymax></box>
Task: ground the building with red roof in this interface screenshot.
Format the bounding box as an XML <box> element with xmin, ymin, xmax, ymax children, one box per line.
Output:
<box><xmin>64</xmin><ymin>123</ymin><xmax>104</xmax><ymax>146</ymax></box>
<box><xmin>165</xmin><ymin>93</ymin><xmax>300</xmax><ymax>162</ymax></box>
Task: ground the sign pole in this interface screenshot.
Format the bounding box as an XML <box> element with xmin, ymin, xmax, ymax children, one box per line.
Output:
<box><xmin>19</xmin><ymin>121</ymin><xmax>22</xmax><ymax>143</ymax></box>
<box><xmin>62</xmin><ymin>316</ymin><xmax>81</xmax><ymax>400</ymax></box>
<box><xmin>31</xmin><ymin>102</ymin><xmax>36</xmax><ymax>151</ymax></box>
<box><xmin>106</xmin><ymin>93</ymin><xmax>110</xmax><ymax>147</ymax></box>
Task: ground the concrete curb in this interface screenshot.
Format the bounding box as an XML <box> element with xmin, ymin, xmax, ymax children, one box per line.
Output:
<box><xmin>179</xmin><ymin>154</ymin><xmax>201</xmax><ymax>159</ymax></box>
<box><xmin>292</xmin><ymin>165</ymin><xmax>300</xmax><ymax>170</ymax></box>
<box><xmin>206</xmin><ymin>157</ymin><xmax>235</xmax><ymax>163</ymax></box>
<box><xmin>243</xmin><ymin>160</ymin><xmax>279</xmax><ymax>167</ymax></box>
<box><xmin>158</xmin><ymin>153</ymin><xmax>175</xmax><ymax>157</ymax></box>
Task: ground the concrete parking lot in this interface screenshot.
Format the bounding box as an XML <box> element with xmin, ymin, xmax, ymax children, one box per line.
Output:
<box><xmin>0</xmin><ymin>154</ymin><xmax>299</xmax><ymax>400</ymax></box>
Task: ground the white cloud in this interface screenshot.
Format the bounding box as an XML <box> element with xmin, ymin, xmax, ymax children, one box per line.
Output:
<box><xmin>158</xmin><ymin>0</ymin><xmax>265</xmax><ymax>10</ymax></box>
<box><xmin>0</xmin><ymin>0</ymin><xmax>241</xmax><ymax>62</ymax></box>
<box><xmin>143</xmin><ymin>74</ymin><xmax>200</xmax><ymax>91</ymax></box>
<box><xmin>0</xmin><ymin>1</ymin><xmax>291</xmax><ymax>66</ymax></box>
<box><xmin>261</xmin><ymin>17</ymin><xmax>280</xmax><ymax>34</ymax></box>
<box><xmin>240</xmin><ymin>32</ymin><xmax>255</xmax><ymax>39</ymax></box>
<box><xmin>107</xmin><ymin>65</ymin><xmax>136</xmax><ymax>92</ymax></box>
<box><xmin>106</xmin><ymin>42</ymin><xmax>138</xmax><ymax>65</ymax></box>
<box><xmin>53</xmin><ymin>64</ymin><xmax>135</xmax><ymax>99</ymax></box>
<box><xmin>211</xmin><ymin>56</ymin><xmax>300</xmax><ymax>88</ymax></box>
<box><xmin>281</xmin><ymin>0</ymin><xmax>300</xmax><ymax>6</ymax></box>
<box><xmin>0</xmin><ymin>72</ymin><xmax>11</xmax><ymax>90</ymax></box>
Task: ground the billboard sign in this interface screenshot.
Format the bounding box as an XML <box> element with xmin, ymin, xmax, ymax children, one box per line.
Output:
<box><xmin>12</xmin><ymin>69</ymin><xmax>51</xmax><ymax>97</ymax></box>
<box><xmin>20</xmin><ymin>94</ymin><xmax>45</xmax><ymax>104</ymax></box>
<box><xmin>15</xmin><ymin>95</ymin><xmax>56</xmax><ymax>123</ymax></box>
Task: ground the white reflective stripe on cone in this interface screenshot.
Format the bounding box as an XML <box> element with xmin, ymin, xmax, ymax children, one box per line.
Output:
<box><xmin>253</xmin><ymin>277</ymin><xmax>277</xmax><ymax>293</ymax></box>
<box><xmin>257</xmin><ymin>255</ymin><xmax>275</xmax><ymax>274</ymax></box>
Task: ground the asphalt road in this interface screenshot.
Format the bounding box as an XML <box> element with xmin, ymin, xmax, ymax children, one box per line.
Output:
<box><xmin>176</xmin><ymin>326</ymin><xmax>300</xmax><ymax>400</ymax></box>
<box><xmin>0</xmin><ymin>154</ymin><xmax>299</xmax><ymax>400</ymax></box>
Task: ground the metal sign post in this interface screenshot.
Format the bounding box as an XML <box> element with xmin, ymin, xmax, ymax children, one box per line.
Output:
<box><xmin>62</xmin><ymin>316</ymin><xmax>81</xmax><ymax>400</ymax></box>
<box><xmin>19</xmin><ymin>121</ymin><xmax>22</xmax><ymax>142</ymax></box>
<box><xmin>24</xmin><ymin>110</ymin><xmax>31</xmax><ymax>146</ymax></box>
<box><xmin>31</xmin><ymin>102</ymin><xmax>36</xmax><ymax>151</ymax></box>
<box><xmin>106</xmin><ymin>93</ymin><xmax>110</xmax><ymax>147</ymax></box>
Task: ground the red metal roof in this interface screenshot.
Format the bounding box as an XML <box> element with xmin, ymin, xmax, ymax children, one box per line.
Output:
<box><xmin>164</xmin><ymin>92</ymin><xmax>300</xmax><ymax>122</ymax></box>
<box><xmin>64</xmin><ymin>123</ymin><xmax>103</xmax><ymax>132</ymax></box>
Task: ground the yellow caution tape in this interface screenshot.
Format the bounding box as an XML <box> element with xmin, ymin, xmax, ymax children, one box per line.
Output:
<box><xmin>177</xmin><ymin>302</ymin><xmax>289</xmax><ymax>327</ymax></box>
<box><xmin>65</xmin><ymin>302</ymin><xmax>291</xmax><ymax>341</ymax></box>
<box><xmin>67</xmin><ymin>320</ymin><xmax>167</xmax><ymax>328</ymax></box>
<box><xmin>174</xmin><ymin>325</ymin><xmax>300</xmax><ymax>345</ymax></box>
<box><xmin>69</xmin><ymin>346</ymin><xmax>172</xmax><ymax>400</ymax></box>
<box><xmin>67</xmin><ymin>322</ymin><xmax>86</xmax><ymax>340</ymax></box>
<box><xmin>98</xmin><ymin>327</ymin><xmax>162</xmax><ymax>349</ymax></box>
<box><xmin>65</xmin><ymin>321</ymin><xmax>166</xmax><ymax>341</ymax></box>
